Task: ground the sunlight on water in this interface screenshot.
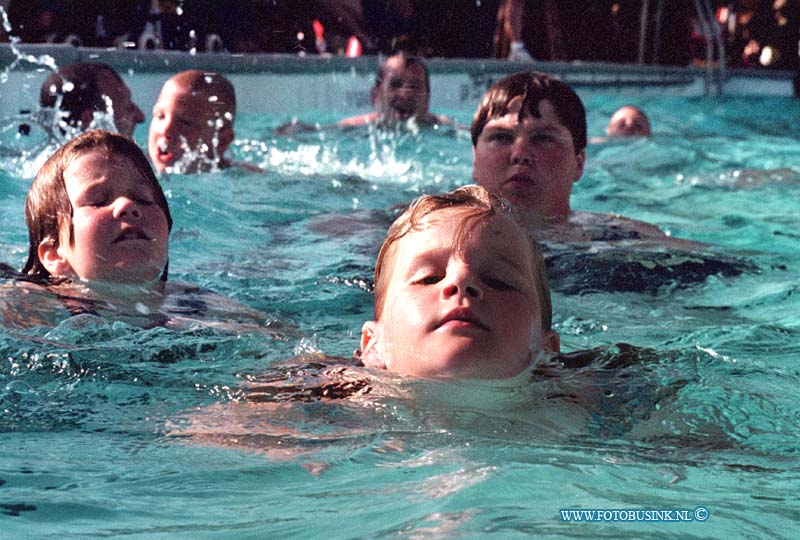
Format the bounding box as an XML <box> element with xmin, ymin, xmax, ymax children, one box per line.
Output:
<box><xmin>1</xmin><ymin>40</ymin><xmax>800</xmax><ymax>536</ymax></box>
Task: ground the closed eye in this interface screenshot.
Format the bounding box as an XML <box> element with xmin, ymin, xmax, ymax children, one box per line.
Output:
<box><xmin>483</xmin><ymin>276</ymin><xmax>515</xmax><ymax>291</ymax></box>
<box><xmin>80</xmin><ymin>191</ymin><xmax>109</xmax><ymax>207</ymax></box>
<box><xmin>88</xmin><ymin>197</ymin><xmax>109</xmax><ymax>207</ymax></box>
<box><xmin>413</xmin><ymin>274</ymin><xmax>443</xmax><ymax>285</ymax></box>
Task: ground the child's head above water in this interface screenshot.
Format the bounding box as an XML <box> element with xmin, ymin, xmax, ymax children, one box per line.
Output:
<box><xmin>148</xmin><ymin>69</ymin><xmax>237</xmax><ymax>173</ymax></box>
<box><xmin>606</xmin><ymin>105</ymin><xmax>651</xmax><ymax>138</ymax></box>
<box><xmin>470</xmin><ymin>71</ymin><xmax>587</xmax><ymax>219</ymax></box>
<box><xmin>359</xmin><ymin>184</ymin><xmax>559</xmax><ymax>379</ymax></box>
<box><xmin>23</xmin><ymin>129</ymin><xmax>172</xmax><ymax>285</ymax></box>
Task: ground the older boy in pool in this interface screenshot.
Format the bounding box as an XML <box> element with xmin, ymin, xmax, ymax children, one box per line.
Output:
<box><xmin>358</xmin><ymin>184</ymin><xmax>559</xmax><ymax>379</ymax></box>
<box><xmin>469</xmin><ymin>72</ymin><xmax>755</xmax><ymax>293</ymax></box>
<box><xmin>340</xmin><ymin>53</ymin><xmax>451</xmax><ymax>127</ymax></box>
<box><xmin>471</xmin><ymin>71</ymin><xmax>668</xmax><ymax>242</ymax></box>
<box><xmin>149</xmin><ymin>70</ymin><xmax>254</xmax><ymax>174</ymax></box>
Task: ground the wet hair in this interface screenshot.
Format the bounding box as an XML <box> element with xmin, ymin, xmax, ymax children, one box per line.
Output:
<box><xmin>168</xmin><ymin>69</ymin><xmax>237</xmax><ymax>125</ymax></box>
<box><xmin>374</xmin><ymin>53</ymin><xmax>431</xmax><ymax>95</ymax></box>
<box><xmin>39</xmin><ymin>62</ymin><xmax>123</xmax><ymax>129</ymax></box>
<box><xmin>471</xmin><ymin>71</ymin><xmax>586</xmax><ymax>153</ymax></box>
<box><xmin>22</xmin><ymin>130</ymin><xmax>173</xmax><ymax>281</ymax></box>
<box><xmin>372</xmin><ymin>184</ymin><xmax>552</xmax><ymax>331</ymax></box>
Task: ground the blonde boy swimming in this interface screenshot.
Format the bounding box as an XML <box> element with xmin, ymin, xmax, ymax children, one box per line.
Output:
<box><xmin>359</xmin><ymin>184</ymin><xmax>559</xmax><ymax>379</ymax></box>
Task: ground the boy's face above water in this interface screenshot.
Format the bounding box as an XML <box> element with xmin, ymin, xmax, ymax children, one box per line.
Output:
<box><xmin>472</xmin><ymin>97</ymin><xmax>585</xmax><ymax>219</ymax></box>
<box><xmin>50</xmin><ymin>149</ymin><xmax>169</xmax><ymax>283</ymax></box>
<box><xmin>374</xmin><ymin>58</ymin><xmax>430</xmax><ymax>121</ymax></box>
<box><xmin>362</xmin><ymin>208</ymin><xmax>558</xmax><ymax>379</ymax></box>
<box><xmin>148</xmin><ymin>79</ymin><xmax>233</xmax><ymax>173</ymax></box>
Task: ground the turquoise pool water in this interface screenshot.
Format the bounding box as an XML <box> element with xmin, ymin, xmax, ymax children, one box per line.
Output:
<box><xmin>2</xmin><ymin>93</ymin><xmax>800</xmax><ymax>538</ymax></box>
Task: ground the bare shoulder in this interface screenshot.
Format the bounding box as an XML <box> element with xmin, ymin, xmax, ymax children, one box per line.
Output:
<box><xmin>163</xmin><ymin>281</ymin><xmax>297</xmax><ymax>337</ymax></box>
<box><xmin>429</xmin><ymin>113</ymin><xmax>454</xmax><ymax>126</ymax></box>
<box><xmin>338</xmin><ymin>113</ymin><xmax>378</xmax><ymax>127</ymax></box>
<box><xmin>231</xmin><ymin>160</ymin><xmax>264</xmax><ymax>173</ymax></box>
<box><xmin>534</xmin><ymin>211</ymin><xmax>701</xmax><ymax>248</ymax></box>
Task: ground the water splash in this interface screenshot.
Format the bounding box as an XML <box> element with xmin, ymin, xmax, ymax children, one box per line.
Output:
<box><xmin>0</xmin><ymin>6</ymin><xmax>58</xmax><ymax>85</ymax></box>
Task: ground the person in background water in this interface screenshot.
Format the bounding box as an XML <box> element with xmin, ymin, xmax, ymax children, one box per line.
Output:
<box><xmin>606</xmin><ymin>105</ymin><xmax>651</xmax><ymax>138</ymax></box>
<box><xmin>497</xmin><ymin>0</ymin><xmax>535</xmax><ymax>62</ymax></box>
<box><xmin>149</xmin><ymin>69</ymin><xmax>256</xmax><ymax>174</ymax></box>
<box><xmin>339</xmin><ymin>53</ymin><xmax>451</xmax><ymax>126</ymax></box>
<box><xmin>39</xmin><ymin>62</ymin><xmax>145</xmax><ymax>139</ymax></box>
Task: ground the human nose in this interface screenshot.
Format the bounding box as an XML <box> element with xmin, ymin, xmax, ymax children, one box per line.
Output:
<box><xmin>160</xmin><ymin>115</ymin><xmax>178</xmax><ymax>140</ymax></box>
<box><xmin>510</xmin><ymin>135</ymin><xmax>534</xmax><ymax>165</ymax></box>
<box><xmin>441</xmin><ymin>266</ymin><xmax>483</xmax><ymax>302</ymax></box>
<box><xmin>112</xmin><ymin>196</ymin><xmax>142</xmax><ymax>219</ymax></box>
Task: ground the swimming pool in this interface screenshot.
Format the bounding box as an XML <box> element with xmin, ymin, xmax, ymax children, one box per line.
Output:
<box><xmin>2</xmin><ymin>55</ymin><xmax>800</xmax><ymax>537</ymax></box>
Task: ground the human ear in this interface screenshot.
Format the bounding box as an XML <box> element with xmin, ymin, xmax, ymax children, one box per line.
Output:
<box><xmin>573</xmin><ymin>149</ymin><xmax>586</xmax><ymax>183</ymax></box>
<box><xmin>471</xmin><ymin>146</ymin><xmax>478</xmax><ymax>180</ymax></box>
<box><xmin>544</xmin><ymin>330</ymin><xmax>560</xmax><ymax>354</ymax></box>
<box><xmin>80</xmin><ymin>108</ymin><xmax>95</xmax><ymax>130</ymax></box>
<box><xmin>359</xmin><ymin>320</ymin><xmax>386</xmax><ymax>370</ymax></box>
<box><xmin>38</xmin><ymin>237</ymin><xmax>73</xmax><ymax>278</ymax></box>
<box><xmin>217</xmin><ymin>125</ymin><xmax>234</xmax><ymax>154</ymax></box>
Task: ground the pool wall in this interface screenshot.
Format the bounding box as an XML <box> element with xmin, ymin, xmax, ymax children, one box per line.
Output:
<box><xmin>1</xmin><ymin>44</ymin><xmax>796</xmax><ymax>118</ymax></box>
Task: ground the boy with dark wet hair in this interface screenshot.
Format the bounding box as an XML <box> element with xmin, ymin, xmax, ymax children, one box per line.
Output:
<box><xmin>340</xmin><ymin>53</ymin><xmax>451</xmax><ymax>126</ymax></box>
<box><xmin>23</xmin><ymin>129</ymin><xmax>171</xmax><ymax>284</ymax></box>
<box><xmin>470</xmin><ymin>71</ymin><xmax>751</xmax><ymax>292</ymax></box>
<box><xmin>39</xmin><ymin>62</ymin><xmax>145</xmax><ymax>139</ymax></box>
<box><xmin>471</xmin><ymin>71</ymin><xmax>588</xmax><ymax>221</ymax></box>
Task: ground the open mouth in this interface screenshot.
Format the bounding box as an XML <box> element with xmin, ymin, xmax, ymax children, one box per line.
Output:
<box><xmin>390</xmin><ymin>101</ymin><xmax>415</xmax><ymax>117</ymax></box>
<box><xmin>156</xmin><ymin>143</ymin><xmax>174</xmax><ymax>163</ymax></box>
<box><xmin>113</xmin><ymin>228</ymin><xmax>151</xmax><ymax>243</ymax></box>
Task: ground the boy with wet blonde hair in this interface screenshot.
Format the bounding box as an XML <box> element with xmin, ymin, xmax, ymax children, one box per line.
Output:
<box><xmin>359</xmin><ymin>184</ymin><xmax>559</xmax><ymax>379</ymax></box>
<box><xmin>148</xmin><ymin>69</ymin><xmax>239</xmax><ymax>173</ymax></box>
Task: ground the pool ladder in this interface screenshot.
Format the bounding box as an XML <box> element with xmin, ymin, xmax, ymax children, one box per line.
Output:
<box><xmin>638</xmin><ymin>0</ymin><xmax>726</xmax><ymax>96</ymax></box>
